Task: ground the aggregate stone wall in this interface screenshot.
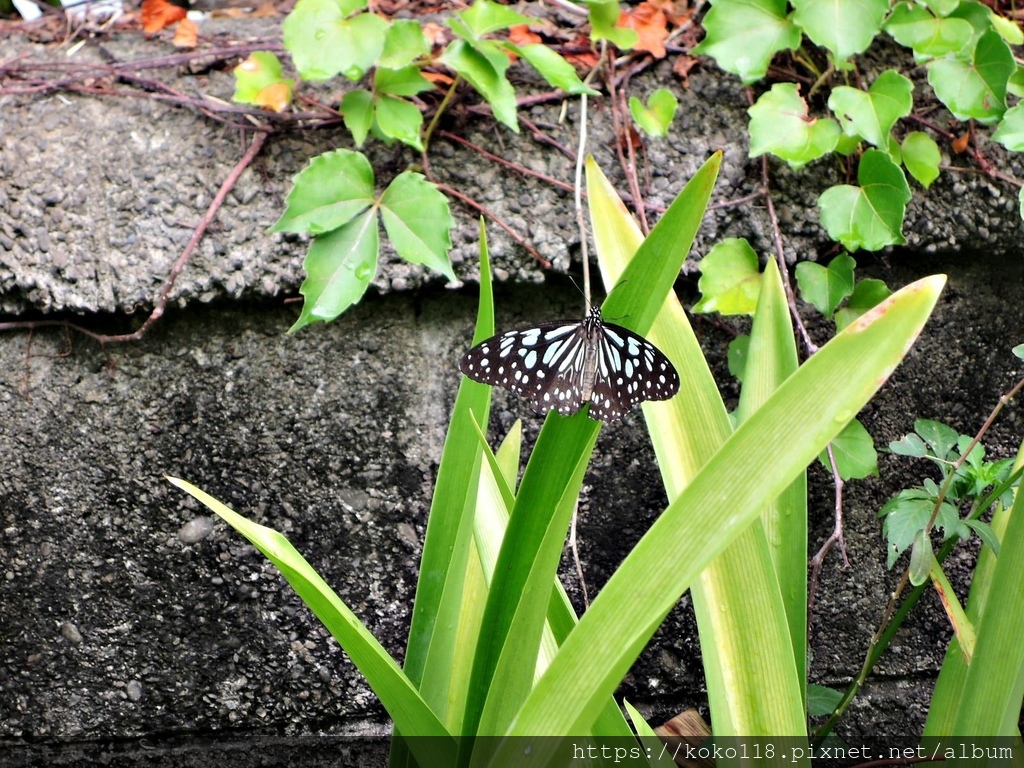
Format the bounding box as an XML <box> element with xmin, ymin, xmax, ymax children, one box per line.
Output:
<box><xmin>2</xmin><ymin>16</ymin><xmax>1024</xmax><ymax>767</ymax></box>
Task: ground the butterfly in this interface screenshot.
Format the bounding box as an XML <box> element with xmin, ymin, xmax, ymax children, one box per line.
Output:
<box><xmin>459</xmin><ymin>306</ymin><xmax>680</xmax><ymax>423</ymax></box>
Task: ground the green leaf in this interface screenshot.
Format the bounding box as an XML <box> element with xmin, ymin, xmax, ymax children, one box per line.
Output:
<box><xmin>1007</xmin><ymin>66</ymin><xmax>1024</xmax><ymax>98</ymax></box>
<box><xmin>583</xmin><ymin>0</ymin><xmax>639</xmax><ymax>49</ymax></box>
<box><xmin>283</xmin><ymin>0</ymin><xmax>389</xmax><ymax>81</ymax></box>
<box><xmin>909</xmin><ymin>529</ymin><xmax>934</xmax><ymax>586</ymax></box>
<box><xmin>807</xmin><ymin>684</ymin><xmax>844</xmax><ymax>717</ymax></box>
<box><xmin>884</xmin><ymin>3</ymin><xmax>975</xmax><ymax>59</ymax></box>
<box><xmin>441</xmin><ymin>39</ymin><xmax>518</xmax><ymax>131</ymax></box>
<box><xmin>990</xmin><ymin>12</ymin><xmax>1024</xmax><ymax>45</ymax></box>
<box><xmin>233</xmin><ymin>51</ymin><xmax>294</xmax><ymax>106</ymax></box>
<box><xmin>748</xmin><ymin>83</ymin><xmax>841</xmax><ymax>168</ymax></box>
<box><xmin>692</xmin><ymin>0</ymin><xmax>801</xmax><ymax>84</ymax></box>
<box><xmin>890</xmin><ymin>432</ymin><xmax>928</xmax><ymax>458</ymax></box>
<box><xmin>1014</xmin><ymin>343</ymin><xmax>1024</xmax><ymax>360</ymax></box>
<box><xmin>452</xmin><ymin>0</ymin><xmax>529</xmax><ymax>38</ymax></box>
<box><xmin>289</xmin><ymin>210</ymin><xmax>379</xmax><ymax>332</ymax></box>
<box><xmin>923</xmin><ymin>0</ymin><xmax>960</xmax><ymax>15</ymax></box>
<box><xmin>916</xmin><ymin>418</ymin><xmax>959</xmax><ymax>460</ymax></box>
<box><xmin>379</xmin><ymin>171</ymin><xmax>455</xmax><ymax>280</ymax></box>
<box><xmin>794</xmin><ymin>253</ymin><xmax>855</xmax><ymax>317</ymax></box>
<box><xmin>901</xmin><ymin>131</ymin><xmax>941</xmax><ymax>188</ymax></box>
<box><xmin>828</xmin><ymin>70</ymin><xmax>914</xmax><ymax>149</ymax></box>
<box><xmin>818</xmin><ymin>418</ymin><xmax>878</xmax><ymax>480</ymax></box>
<box><xmin>340</xmin><ymin>90</ymin><xmax>373</xmax><ymax>146</ymax></box>
<box><xmin>927</xmin><ymin>30</ymin><xmax>1014</xmax><ymax>124</ymax></box>
<box><xmin>506</xmin><ymin>43</ymin><xmax>599</xmax><ymax>96</ymax></box>
<box><xmin>728</xmin><ymin>334</ymin><xmax>751</xmax><ymax>381</ymax></box>
<box><xmin>375</xmin><ymin>65</ymin><xmax>432</xmax><ymax>96</ymax></box>
<box><xmin>270</xmin><ymin>149</ymin><xmax>375</xmax><ymax>234</ymax></box>
<box><xmin>624</xmin><ymin>702</ymin><xmax>679</xmax><ymax>768</ymax></box>
<box><xmin>992</xmin><ymin>103</ymin><xmax>1024</xmax><ymax>151</ymax></box>
<box><xmin>835</xmin><ymin>277</ymin><xmax>892</xmax><ymax>330</ymax></box>
<box><xmin>628</xmin><ymin>88</ymin><xmax>679</xmax><ymax>137</ymax></box>
<box><xmin>165</xmin><ymin>478</ymin><xmax>456</xmax><ymax>768</ymax></box>
<box><xmin>377</xmin><ymin>19</ymin><xmax>430</xmax><ymax>69</ymax></box>
<box><xmin>882</xmin><ymin>489</ymin><xmax>958</xmax><ymax>568</ymax></box>
<box><xmin>817</xmin><ymin>148</ymin><xmax>911</xmax><ymax>251</ymax></box>
<box><xmin>791</xmin><ymin>0</ymin><xmax>890</xmax><ymax>62</ymax></box>
<box><xmin>373</xmin><ymin>94</ymin><xmax>424</xmax><ymax>150</ymax></box>
<box><xmin>1019</xmin><ymin>187</ymin><xmax>1024</xmax><ymax>223</ymax></box>
<box><xmin>964</xmin><ymin>519</ymin><xmax>1001</xmax><ymax>555</ymax></box>
<box><xmin>692</xmin><ymin>237</ymin><xmax>762</xmax><ymax>315</ymax></box>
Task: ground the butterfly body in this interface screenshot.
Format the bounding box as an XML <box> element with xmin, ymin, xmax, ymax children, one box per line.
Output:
<box><xmin>459</xmin><ymin>307</ymin><xmax>679</xmax><ymax>423</ymax></box>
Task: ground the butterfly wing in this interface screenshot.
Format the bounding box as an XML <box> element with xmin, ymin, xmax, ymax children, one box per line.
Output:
<box><xmin>588</xmin><ymin>322</ymin><xmax>680</xmax><ymax>423</ymax></box>
<box><xmin>459</xmin><ymin>321</ymin><xmax>592</xmax><ymax>417</ymax></box>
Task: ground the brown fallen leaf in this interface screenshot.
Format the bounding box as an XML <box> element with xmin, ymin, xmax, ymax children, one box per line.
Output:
<box><xmin>672</xmin><ymin>53</ymin><xmax>698</xmax><ymax>87</ymax></box>
<box><xmin>171</xmin><ymin>16</ymin><xmax>197</xmax><ymax>47</ymax></box>
<box><xmin>562</xmin><ymin>33</ymin><xmax>600</xmax><ymax>70</ymax></box>
<box><xmin>140</xmin><ymin>0</ymin><xmax>187</xmax><ymax>34</ymax></box>
<box><xmin>620</xmin><ymin>1</ymin><xmax>670</xmax><ymax>58</ymax></box>
<box><xmin>256</xmin><ymin>81</ymin><xmax>292</xmax><ymax>113</ymax></box>
<box><xmin>508</xmin><ymin>24</ymin><xmax>541</xmax><ymax>47</ymax></box>
<box><xmin>952</xmin><ymin>130</ymin><xmax>970</xmax><ymax>154</ymax></box>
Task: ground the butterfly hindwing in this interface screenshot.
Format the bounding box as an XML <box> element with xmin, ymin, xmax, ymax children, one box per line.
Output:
<box><xmin>459</xmin><ymin>308</ymin><xmax>680</xmax><ymax>424</ymax></box>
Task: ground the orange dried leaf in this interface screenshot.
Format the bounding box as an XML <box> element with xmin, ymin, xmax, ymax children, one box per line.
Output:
<box><xmin>672</xmin><ymin>54</ymin><xmax>698</xmax><ymax>86</ymax></box>
<box><xmin>952</xmin><ymin>131</ymin><xmax>970</xmax><ymax>154</ymax></box>
<box><xmin>140</xmin><ymin>0</ymin><xmax>186</xmax><ymax>34</ymax></box>
<box><xmin>256</xmin><ymin>82</ymin><xmax>292</xmax><ymax>113</ymax></box>
<box><xmin>649</xmin><ymin>0</ymin><xmax>690</xmax><ymax>26</ymax></box>
<box><xmin>563</xmin><ymin>33</ymin><xmax>599</xmax><ymax>69</ymax></box>
<box><xmin>172</xmin><ymin>17</ymin><xmax>198</xmax><ymax>48</ymax></box>
<box><xmin>620</xmin><ymin>1</ymin><xmax>669</xmax><ymax>58</ymax></box>
<box><xmin>422</xmin><ymin>71</ymin><xmax>455</xmax><ymax>86</ymax></box>
<box><xmin>421</xmin><ymin>21</ymin><xmax>449</xmax><ymax>47</ymax></box>
<box><xmin>508</xmin><ymin>24</ymin><xmax>541</xmax><ymax>46</ymax></box>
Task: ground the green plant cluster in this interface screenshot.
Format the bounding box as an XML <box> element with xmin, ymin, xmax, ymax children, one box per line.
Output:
<box><xmin>696</xmin><ymin>0</ymin><xmax>1024</xmax><ymax>248</ymax></box>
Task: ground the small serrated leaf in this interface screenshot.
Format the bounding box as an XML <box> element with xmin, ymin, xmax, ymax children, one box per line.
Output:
<box><xmin>441</xmin><ymin>39</ymin><xmax>518</xmax><ymax>131</ymax></box>
<box><xmin>340</xmin><ymin>90</ymin><xmax>373</xmax><ymax>146</ymax></box>
<box><xmin>271</xmin><ymin>149</ymin><xmax>375</xmax><ymax>234</ymax></box>
<box><xmin>890</xmin><ymin>432</ymin><xmax>928</xmax><ymax>457</ymax></box>
<box><xmin>963</xmin><ymin>519</ymin><xmax>1001</xmax><ymax>555</ymax></box>
<box><xmin>374</xmin><ymin>94</ymin><xmax>424</xmax><ymax>150</ymax></box>
<box><xmin>692</xmin><ymin>238</ymin><xmax>762</xmax><ymax>315</ymax></box>
<box><xmin>452</xmin><ymin>0</ymin><xmax>530</xmax><ymax>38</ymax></box>
<box><xmin>289</xmin><ymin>209</ymin><xmax>380</xmax><ymax>332</ymax></box>
<box><xmin>283</xmin><ymin>0</ymin><xmax>388</xmax><ymax>82</ymax></box>
<box><xmin>375</xmin><ymin>66</ymin><xmax>433</xmax><ymax>97</ymax></box>
<box><xmin>909</xmin><ymin>529</ymin><xmax>933</xmax><ymax>586</ymax></box>
<box><xmin>916</xmin><ymin>419</ymin><xmax>959</xmax><ymax>460</ymax></box>
<box><xmin>379</xmin><ymin>172</ymin><xmax>455</xmax><ymax>280</ymax></box>
<box><xmin>508</xmin><ymin>43</ymin><xmax>600</xmax><ymax>96</ymax></box>
<box><xmin>377</xmin><ymin>19</ymin><xmax>430</xmax><ymax>69</ymax></box>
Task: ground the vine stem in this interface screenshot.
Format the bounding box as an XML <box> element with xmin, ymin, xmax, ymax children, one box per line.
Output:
<box><xmin>422</xmin><ymin>74</ymin><xmax>462</xmax><ymax>155</ymax></box>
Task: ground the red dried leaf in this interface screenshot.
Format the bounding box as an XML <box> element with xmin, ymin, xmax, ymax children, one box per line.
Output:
<box><xmin>672</xmin><ymin>54</ymin><xmax>698</xmax><ymax>87</ymax></box>
<box><xmin>508</xmin><ymin>24</ymin><xmax>542</xmax><ymax>46</ymax></box>
<box><xmin>619</xmin><ymin>1</ymin><xmax>669</xmax><ymax>58</ymax></box>
<box><xmin>140</xmin><ymin>0</ymin><xmax>186</xmax><ymax>34</ymax></box>
<box><xmin>952</xmin><ymin>131</ymin><xmax>970</xmax><ymax>154</ymax></box>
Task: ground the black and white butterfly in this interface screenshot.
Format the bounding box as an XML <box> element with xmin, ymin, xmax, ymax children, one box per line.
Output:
<box><xmin>459</xmin><ymin>306</ymin><xmax>680</xmax><ymax>423</ymax></box>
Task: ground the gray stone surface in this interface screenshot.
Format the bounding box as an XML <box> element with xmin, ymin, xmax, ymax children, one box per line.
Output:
<box><xmin>2</xmin><ymin>12</ymin><xmax>1024</xmax><ymax>767</ymax></box>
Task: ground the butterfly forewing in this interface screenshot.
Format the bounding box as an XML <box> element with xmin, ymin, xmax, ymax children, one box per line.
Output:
<box><xmin>459</xmin><ymin>307</ymin><xmax>680</xmax><ymax>424</ymax></box>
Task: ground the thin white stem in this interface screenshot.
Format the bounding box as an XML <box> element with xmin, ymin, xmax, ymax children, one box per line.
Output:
<box><xmin>575</xmin><ymin>93</ymin><xmax>591</xmax><ymax>313</ymax></box>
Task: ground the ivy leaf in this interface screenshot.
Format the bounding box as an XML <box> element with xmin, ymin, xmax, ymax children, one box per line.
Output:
<box><xmin>834</xmin><ymin>277</ymin><xmax>892</xmax><ymax>330</ymax></box>
<box><xmin>791</xmin><ymin>0</ymin><xmax>890</xmax><ymax>63</ymax></box>
<box><xmin>283</xmin><ymin>0</ymin><xmax>388</xmax><ymax>81</ymax></box>
<box><xmin>628</xmin><ymin>88</ymin><xmax>679</xmax><ymax>137</ymax></box>
<box><xmin>290</xmin><ymin>210</ymin><xmax>380</xmax><ymax>332</ymax></box>
<box><xmin>233</xmin><ymin>52</ymin><xmax>295</xmax><ymax>113</ymax></box>
<box><xmin>379</xmin><ymin>172</ymin><xmax>456</xmax><ymax>280</ymax></box>
<box><xmin>748</xmin><ymin>83</ymin><xmax>841</xmax><ymax>168</ymax></box>
<box><xmin>1007</xmin><ymin>66</ymin><xmax>1024</xmax><ymax>98</ymax></box>
<box><xmin>991</xmin><ymin>103</ymin><xmax>1024</xmax><ymax>151</ymax></box>
<box><xmin>817</xmin><ymin>148</ymin><xmax>911</xmax><ymax>251</ymax></box>
<box><xmin>901</xmin><ymin>131</ymin><xmax>941</xmax><ymax>188</ymax></box>
<box><xmin>795</xmin><ymin>253</ymin><xmax>855</xmax><ymax>317</ymax></box>
<box><xmin>377</xmin><ymin>19</ymin><xmax>430</xmax><ymax>69</ymax></box>
<box><xmin>441</xmin><ymin>38</ymin><xmax>518</xmax><ymax>130</ymax></box>
<box><xmin>504</xmin><ymin>43</ymin><xmax>600</xmax><ymax>95</ymax></box>
<box><xmin>692</xmin><ymin>238</ymin><xmax>762</xmax><ymax>315</ymax></box>
<box><xmin>819</xmin><ymin>418</ymin><xmax>878</xmax><ymax>480</ymax></box>
<box><xmin>583</xmin><ymin>0</ymin><xmax>639</xmax><ymax>49</ymax></box>
<box><xmin>884</xmin><ymin>3</ymin><xmax>975</xmax><ymax>60</ymax></box>
<box><xmin>374</xmin><ymin>95</ymin><xmax>424</xmax><ymax>151</ymax></box>
<box><xmin>922</xmin><ymin>0</ymin><xmax>960</xmax><ymax>15</ymax></box>
<box><xmin>271</xmin><ymin>149</ymin><xmax>375</xmax><ymax>234</ymax></box>
<box><xmin>692</xmin><ymin>0</ymin><xmax>801</xmax><ymax>84</ymax></box>
<box><xmin>991</xmin><ymin>13</ymin><xmax>1024</xmax><ymax>45</ymax></box>
<box><xmin>927</xmin><ymin>29</ymin><xmax>1014</xmax><ymax>124</ymax></box>
<box><xmin>340</xmin><ymin>90</ymin><xmax>373</xmax><ymax>146</ymax></box>
<box><xmin>828</xmin><ymin>70</ymin><xmax>914</xmax><ymax>149</ymax></box>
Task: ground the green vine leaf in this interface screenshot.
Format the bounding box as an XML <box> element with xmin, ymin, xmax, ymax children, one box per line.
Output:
<box><xmin>727</xmin><ymin>334</ymin><xmax>751</xmax><ymax>382</ymax></box>
<box><xmin>819</xmin><ymin>418</ymin><xmax>878</xmax><ymax>480</ymax></box>
<box><xmin>374</xmin><ymin>94</ymin><xmax>424</xmax><ymax>151</ymax></box>
<box><xmin>692</xmin><ymin>237</ymin><xmax>762</xmax><ymax>315</ymax></box>
<box><xmin>791</xmin><ymin>0</ymin><xmax>890</xmax><ymax>63</ymax></box>
<box><xmin>379</xmin><ymin>172</ymin><xmax>456</xmax><ymax>281</ymax></box>
<box><xmin>1018</xmin><ymin>187</ymin><xmax>1024</xmax><ymax>222</ymax></box>
<box><xmin>450</xmin><ymin>0</ymin><xmax>530</xmax><ymax>37</ymax></box>
<box><xmin>282</xmin><ymin>0</ymin><xmax>388</xmax><ymax>82</ymax></box>
<box><xmin>628</xmin><ymin>89</ymin><xmax>679</xmax><ymax>137</ymax></box>
<box><xmin>922</xmin><ymin>0</ymin><xmax>960</xmax><ymax>15</ymax></box>
<box><xmin>375</xmin><ymin>66</ymin><xmax>433</xmax><ymax>96</ymax></box>
<box><xmin>880</xmin><ymin>486</ymin><xmax>960</xmax><ymax>568</ymax></box>
<box><xmin>232</xmin><ymin>52</ymin><xmax>295</xmax><ymax>112</ymax></box>
<box><xmin>817</xmin><ymin>148</ymin><xmax>911</xmax><ymax>251</ymax></box>
<box><xmin>340</xmin><ymin>90</ymin><xmax>373</xmax><ymax>146</ymax></box>
<box><xmin>901</xmin><ymin>131</ymin><xmax>941</xmax><ymax>188</ymax></box>
<box><xmin>748</xmin><ymin>83</ymin><xmax>841</xmax><ymax>168</ymax></box>
<box><xmin>271</xmin><ymin>149</ymin><xmax>375</xmax><ymax>234</ymax></box>
<box><xmin>692</xmin><ymin>0</ymin><xmax>801</xmax><ymax>84</ymax></box>
<box><xmin>828</xmin><ymin>69</ymin><xmax>913</xmax><ymax>149</ymax></box>
<box><xmin>884</xmin><ymin>3</ymin><xmax>974</xmax><ymax>60</ymax></box>
<box><xmin>927</xmin><ymin>29</ymin><xmax>1014</xmax><ymax>124</ymax></box>
<box><xmin>991</xmin><ymin>12</ymin><xmax>1024</xmax><ymax>45</ymax></box>
<box><xmin>991</xmin><ymin>103</ymin><xmax>1024</xmax><ymax>151</ymax></box>
<box><xmin>503</xmin><ymin>43</ymin><xmax>600</xmax><ymax>96</ymax></box>
<box><xmin>795</xmin><ymin>253</ymin><xmax>855</xmax><ymax>318</ymax></box>
<box><xmin>583</xmin><ymin>0</ymin><xmax>639</xmax><ymax>49</ymax></box>
<box><xmin>834</xmin><ymin>278</ymin><xmax>892</xmax><ymax>331</ymax></box>
<box><xmin>441</xmin><ymin>38</ymin><xmax>518</xmax><ymax>130</ymax></box>
<box><xmin>290</xmin><ymin>211</ymin><xmax>380</xmax><ymax>332</ymax></box>
<box><xmin>377</xmin><ymin>19</ymin><xmax>430</xmax><ymax>69</ymax></box>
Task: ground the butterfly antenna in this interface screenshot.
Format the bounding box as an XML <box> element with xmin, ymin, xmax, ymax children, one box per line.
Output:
<box><xmin>574</xmin><ymin>92</ymin><xmax>592</xmax><ymax>315</ymax></box>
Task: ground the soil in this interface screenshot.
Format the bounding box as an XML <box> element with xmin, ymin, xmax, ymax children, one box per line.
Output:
<box><xmin>2</xmin><ymin>10</ymin><xmax>1024</xmax><ymax>767</ymax></box>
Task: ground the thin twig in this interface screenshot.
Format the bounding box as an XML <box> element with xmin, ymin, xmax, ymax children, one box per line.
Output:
<box><xmin>438</xmin><ymin>130</ymin><xmax>577</xmax><ymax>195</ymax></box>
<box><xmin>808</xmin><ymin>443</ymin><xmax>849</xmax><ymax>615</ymax></box>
